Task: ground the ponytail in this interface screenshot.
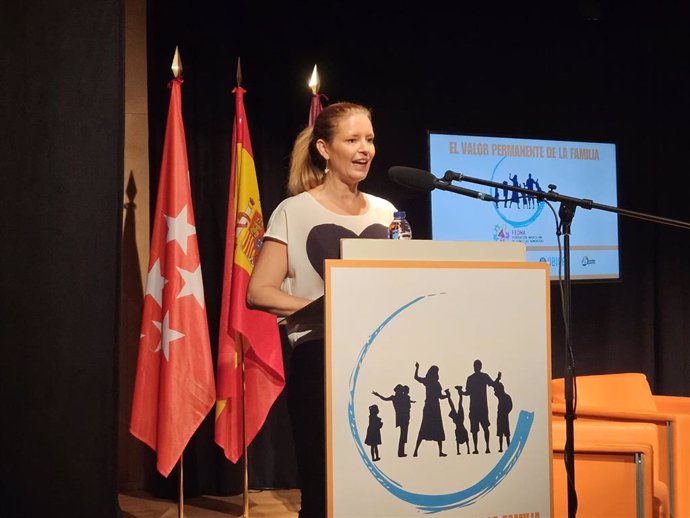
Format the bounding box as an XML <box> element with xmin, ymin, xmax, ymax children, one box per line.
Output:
<box><xmin>287</xmin><ymin>126</ymin><xmax>326</xmax><ymax>195</ymax></box>
<box><xmin>287</xmin><ymin>101</ymin><xmax>371</xmax><ymax>196</ymax></box>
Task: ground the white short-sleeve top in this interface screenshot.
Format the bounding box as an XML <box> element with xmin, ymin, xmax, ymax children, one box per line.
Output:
<box><xmin>264</xmin><ymin>191</ymin><xmax>396</xmax><ymax>345</ymax></box>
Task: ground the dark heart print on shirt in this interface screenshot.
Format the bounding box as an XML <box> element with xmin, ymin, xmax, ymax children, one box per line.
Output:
<box><xmin>306</xmin><ymin>223</ymin><xmax>388</xmax><ymax>279</ymax></box>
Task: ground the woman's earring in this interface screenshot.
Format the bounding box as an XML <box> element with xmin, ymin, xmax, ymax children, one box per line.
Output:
<box><xmin>324</xmin><ymin>159</ymin><xmax>330</xmax><ymax>174</ymax></box>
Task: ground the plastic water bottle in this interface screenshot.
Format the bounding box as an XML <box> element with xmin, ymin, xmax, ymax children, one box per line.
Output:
<box><xmin>388</xmin><ymin>211</ymin><xmax>412</xmax><ymax>240</ymax></box>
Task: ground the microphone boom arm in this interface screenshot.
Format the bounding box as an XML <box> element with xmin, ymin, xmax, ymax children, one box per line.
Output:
<box><xmin>435</xmin><ymin>177</ymin><xmax>497</xmax><ymax>202</ymax></box>
<box><xmin>444</xmin><ymin>170</ymin><xmax>690</xmax><ymax>230</ymax></box>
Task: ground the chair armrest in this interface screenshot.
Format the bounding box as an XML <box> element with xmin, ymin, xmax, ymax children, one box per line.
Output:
<box><xmin>552</xmin><ymin>401</ymin><xmax>679</xmax><ymax>424</ymax></box>
<box><xmin>553</xmin><ymin>441</ymin><xmax>653</xmax><ymax>456</ymax></box>
<box><xmin>655</xmin><ymin>394</ymin><xmax>690</xmax><ymax>414</ymax></box>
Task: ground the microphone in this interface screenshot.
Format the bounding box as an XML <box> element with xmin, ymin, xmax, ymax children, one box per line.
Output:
<box><xmin>388</xmin><ymin>166</ymin><xmax>437</xmax><ymax>191</ymax></box>
<box><xmin>388</xmin><ymin>166</ymin><xmax>497</xmax><ymax>202</ymax></box>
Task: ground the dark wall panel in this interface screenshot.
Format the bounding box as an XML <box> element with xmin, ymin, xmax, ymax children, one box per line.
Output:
<box><xmin>0</xmin><ymin>1</ymin><xmax>123</xmax><ymax>516</ymax></box>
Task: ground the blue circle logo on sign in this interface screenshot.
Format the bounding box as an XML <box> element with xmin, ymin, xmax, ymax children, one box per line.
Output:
<box><xmin>347</xmin><ymin>294</ymin><xmax>534</xmax><ymax>513</ymax></box>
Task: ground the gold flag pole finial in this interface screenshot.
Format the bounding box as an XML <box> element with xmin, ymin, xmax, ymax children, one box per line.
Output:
<box><xmin>309</xmin><ymin>64</ymin><xmax>320</xmax><ymax>95</ymax></box>
<box><xmin>236</xmin><ymin>57</ymin><xmax>242</xmax><ymax>87</ymax></box>
<box><xmin>171</xmin><ymin>46</ymin><xmax>182</xmax><ymax>78</ymax></box>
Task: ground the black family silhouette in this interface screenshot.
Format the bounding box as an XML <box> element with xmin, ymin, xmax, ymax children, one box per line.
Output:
<box><xmin>493</xmin><ymin>381</ymin><xmax>513</xmax><ymax>452</ymax></box>
<box><xmin>445</xmin><ymin>386</ymin><xmax>470</xmax><ymax>455</ymax></box>
<box><xmin>363</xmin><ymin>359</ymin><xmax>513</xmax><ymax>461</ymax></box>
<box><xmin>372</xmin><ymin>385</ymin><xmax>415</xmax><ymax>457</ymax></box>
<box><xmin>412</xmin><ymin>363</ymin><xmax>449</xmax><ymax>457</ymax></box>
<box><xmin>364</xmin><ymin>404</ymin><xmax>383</xmax><ymax>461</ymax></box>
<box><xmin>464</xmin><ymin>360</ymin><xmax>501</xmax><ymax>454</ymax></box>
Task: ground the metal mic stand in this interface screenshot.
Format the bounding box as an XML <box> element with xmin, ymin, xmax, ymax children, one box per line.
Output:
<box><xmin>442</xmin><ymin>169</ymin><xmax>690</xmax><ymax>518</ymax></box>
<box><xmin>558</xmin><ymin>200</ymin><xmax>577</xmax><ymax>518</ymax></box>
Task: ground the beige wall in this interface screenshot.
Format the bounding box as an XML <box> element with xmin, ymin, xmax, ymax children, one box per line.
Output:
<box><xmin>124</xmin><ymin>0</ymin><xmax>149</xmax><ymax>277</ymax></box>
<box><xmin>119</xmin><ymin>0</ymin><xmax>153</xmax><ymax>491</ymax></box>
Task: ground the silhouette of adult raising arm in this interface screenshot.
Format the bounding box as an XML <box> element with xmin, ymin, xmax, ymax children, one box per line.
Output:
<box><xmin>373</xmin><ymin>384</ymin><xmax>415</xmax><ymax>457</ymax></box>
<box><xmin>412</xmin><ymin>362</ymin><xmax>448</xmax><ymax>457</ymax></box>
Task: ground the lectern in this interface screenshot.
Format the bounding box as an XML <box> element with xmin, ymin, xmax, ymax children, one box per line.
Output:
<box><xmin>324</xmin><ymin>239</ymin><xmax>553</xmax><ymax>518</ymax></box>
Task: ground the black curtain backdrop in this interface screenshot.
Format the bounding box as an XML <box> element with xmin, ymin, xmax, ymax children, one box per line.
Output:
<box><xmin>142</xmin><ymin>0</ymin><xmax>690</xmax><ymax>497</ymax></box>
<box><xmin>4</xmin><ymin>0</ymin><xmax>689</xmax><ymax>513</ymax></box>
<box><xmin>1</xmin><ymin>0</ymin><xmax>123</xmax><ymax>517</ymax></box>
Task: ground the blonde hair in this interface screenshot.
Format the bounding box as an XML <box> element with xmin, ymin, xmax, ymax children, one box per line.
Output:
<box><xmin>287</xmin><ymin>102</ymin><xmax>372</xmax><ymax>195</ymax></box>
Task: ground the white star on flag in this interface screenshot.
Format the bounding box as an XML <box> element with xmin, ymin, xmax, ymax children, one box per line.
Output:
<box><xmin>176</xmin><ymin>265</ymin><xmax>206</xmax><ymax>308</ymax></box>
<box><xmin>154</xmin><ymin>312</ymin><xmax>185</xmax><ymax>361</ymax></box>
<box><xmin>144</xmin><ymin>259</ymin><xmax>167</xmax><ymax>306</ymax></box>
<box><xmin>165</xmin><ymin>205</ymin><xmax>196</xmax><ymax>254</ymax></box>
<box><xmin>149</xmin><ymin>320</ymin><xmax>162</xmax><ymax>350</ymax></box>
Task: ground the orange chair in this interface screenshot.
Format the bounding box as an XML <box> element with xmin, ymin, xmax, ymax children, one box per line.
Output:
<box><xmin>552</xmin><ymin>417</ymin><xmax>668</xmax><ymax>518</ymax></box>
<box><xmin>552</xmin><ymin>443</ymin><xmax>656</xmax><ymax>518</ymax></box>
<box><xmin>552</xmin><ymin>373</ymin><xmax>690</xmax><ymax>518</ymax></box>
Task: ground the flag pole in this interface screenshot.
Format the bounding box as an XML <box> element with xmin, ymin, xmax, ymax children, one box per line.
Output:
<box><xmin>242</xmin><ymin>338</ymin><xmax>249</xmax><ymax>518</ymax></box>
<box><xmin>173</xmin><ymin>47</ymin><xmax>186</xmax><ymax>518</ymax></box>
<box><xmin>158</xmin><ymin>47</ymin><xmax>187</xmax><ymax>518</ymax></box>
<box><xmin>158</xmin><ymin>456</ymin><xmax>186</xmax><ymax>518</ymax></box>
<box><xmin>179</xmin><ymin>455</ymin><xmax>185</xmax><ymax>518</ymax></box>
<box><xmin>235</xmin><ymin>56</ymin><xmax>250</xmax><ymax>518</ymax></box>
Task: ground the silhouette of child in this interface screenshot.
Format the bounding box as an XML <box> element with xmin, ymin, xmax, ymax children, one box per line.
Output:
<box><xmin>493</xmin><ymin>381</ymin><xmax>513</xmax><ymax>452</ymax></box>
<box><xmin>445</xmin><ymin>386</ymin><xmax>470</xmax><ymax>455</ymax></box>
<box><xmin>364</xmin><ymin>404</ymin><xmax>383</xmax><ymax>461</ymax></box>
<box><xmin>372</xmin><ymin>384</ymin><xmax>415</xmax><ymax>457</ymax></box>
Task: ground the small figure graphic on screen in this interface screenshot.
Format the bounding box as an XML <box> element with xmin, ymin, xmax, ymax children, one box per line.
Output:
<box><xmin>525</xmin><ymin>173</ymin><xmax>537</xmax><ymax>208</ymax></box>
<box><xmin>521</xmin><ymin>183</ymin><xmax>530</xmax><ymax>208</ymax></box>
<box><xmin>508</xmin><ymin>174</ymin><xmax>521</xmax><ymax>208</ymax></box>
<box><xmin>445</xmin><ymin>386</ymin><xmax>470</xmax><ymax>455</ymax></box>
<box><xmin>464</xmin><ymin>360</ymin><xmax>501</xmax><ymax>454</ymax></box>
<box><xmin>364</xmin><ymin>404</ymin><xmax>383</xmax><ymax>462</ymax></box>
<box><xmin>525</xmin><ymin>173</ymin><xmax>535</xmax><ymax>191</ymax></box>
<box><xmin>373</xmin><ymin>384</ymin><xmax>416</xmax><ymax>457</ymax></box>
<box><xmin>493</xmin><ymin>380</ymin><xmax>513</xmax><ymax>452</ymax></box>
<box><xmin>412</xmin><ymin>363</ymin><xmax>449</xmax><ymax>457</ymax></box>
<box><xmin>534</xmin><ymin>178</ymin><xmax>544</xmax><ymax>195</ymax></box>
<box><xmin>502</xmin><ymin>181</ymin><xmax>509</xmax><ymax>208</ymax></box>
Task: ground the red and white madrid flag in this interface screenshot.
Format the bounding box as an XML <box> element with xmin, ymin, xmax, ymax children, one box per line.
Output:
<box><xmin>130</xmin><ymin>77</ymin><xmax>216</xmax><ymax>477</ymax></box>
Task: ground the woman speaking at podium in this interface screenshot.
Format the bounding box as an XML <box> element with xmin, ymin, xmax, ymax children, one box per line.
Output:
<box><xmin>247</xmin><ymin>102</ymin><xmax>396</xmax><ymax>518</ymax></box>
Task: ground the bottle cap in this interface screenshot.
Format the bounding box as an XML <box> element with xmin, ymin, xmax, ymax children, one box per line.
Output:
<box><xmin>393</xmin><ymin>210</ymin><xmax>406</xmax><ymax>219</ymax></box>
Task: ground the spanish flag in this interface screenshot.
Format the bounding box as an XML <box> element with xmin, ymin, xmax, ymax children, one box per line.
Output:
<box><xmin>215</xmin><ymin>86</ymin><xmax>285</xmax><ymax>462</ymax></box>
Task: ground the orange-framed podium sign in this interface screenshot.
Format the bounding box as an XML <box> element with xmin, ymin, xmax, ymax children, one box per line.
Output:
<box><xmin>325</xmin><ymin>242</ymin><xmax>553</xmax><ymax>518</ymax></box>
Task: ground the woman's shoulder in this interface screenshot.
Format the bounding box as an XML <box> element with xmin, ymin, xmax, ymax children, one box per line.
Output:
<box><xmin>271</xmin><ymin>192</ymin><xmax>313</xmax><ymax>213</ymax></box>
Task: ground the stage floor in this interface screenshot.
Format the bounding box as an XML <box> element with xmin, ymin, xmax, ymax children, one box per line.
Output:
<box><xmin>119</xmin><ymin>489</ymin><xmax>300</xmax><ymax>518</ymax></box>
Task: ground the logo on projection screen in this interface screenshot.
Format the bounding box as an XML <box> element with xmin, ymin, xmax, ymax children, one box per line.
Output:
<box><xmin>347</xmin><ymin>294</ymin><xmax>534</xmax><ymax>513</ymax></box>
<box><xmin>490</xmin><ymin>156</ymin><xmax>546</xmax><ymax>228</ymax></box>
